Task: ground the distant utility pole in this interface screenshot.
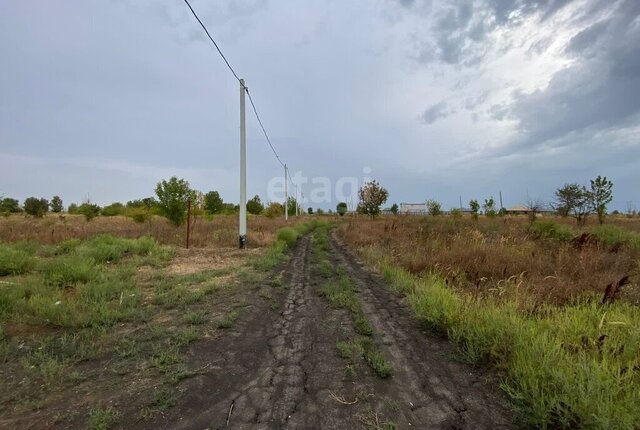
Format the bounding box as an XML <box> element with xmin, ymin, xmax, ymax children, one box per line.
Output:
<box><xmin>459</xmin><ymin>195</ymin><xmax>462</xmax><ymax>210</ymax></box>
<box><xmin>295</xmin><ymin>183</ymin><xmax>299</xmax><ymax>216</ymax></box>
<box><xmin>239</xmin><ymin>78</ymin><xmax>247</xmax><ymax>249</ymax></box>
<box><xmin>499</xmin><ymin>191</ymin><xmax>504</xmax><ymax>210</ymax></box>
<box><xmin>284</xmin><ymin>164</ymin><xmax>288</xmax><ymax>222</ymax></box>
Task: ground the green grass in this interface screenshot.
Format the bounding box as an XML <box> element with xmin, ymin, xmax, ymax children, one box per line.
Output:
<box><xmin>369</xmin><ymin>254</ymin><xmax>640</xmax><ymax>428</ymax></box>
<box><xmin>0</xmin><ymin>244</ymin><xmax>37</xmax><ymax>276</ymax></box>
<box><xmin>216</xmin><ymin>310</ymin><xmax>240</xmax><ymax>329</ymax></box>
<box><xmin>589</xmin><ymin>224</ymin><xmax>640</xmax><ymax>250</ymax></box>
<box><xmin>529</xmin><ymin>220</ymin><xmax>574</xmax><ymax>242</ymax></box>
<box><xmin>336</xmin><ymin>338</ymin><xmax>392</xmax><ymax>378</ymax></box>
<box><xmin>87</xmin><ymin>406</ymin><xmax>119</xmax><ymax>430</ymax></box>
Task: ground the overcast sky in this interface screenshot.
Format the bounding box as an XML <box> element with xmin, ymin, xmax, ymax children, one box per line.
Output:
<box><xmin>1</xmin><ymin>0</ymin><xmax>638</xmax><ymax>210</ymax></box>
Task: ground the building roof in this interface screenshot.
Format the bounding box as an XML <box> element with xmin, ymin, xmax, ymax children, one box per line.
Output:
<box><xmin>507</xmin><ymin>205</ymin><xmax>529</xmax><ymax>211</ymax></box>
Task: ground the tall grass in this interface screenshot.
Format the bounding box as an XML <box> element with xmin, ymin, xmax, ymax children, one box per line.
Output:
<box><xmin>367</xmin><ymin>252</ymin><xmax>640</xmax><ymax>428</ymax></box>
<box><xmin>590</xmin><ymin>224</ymin><xmax>640</xmax><ymax>250</ymax></box>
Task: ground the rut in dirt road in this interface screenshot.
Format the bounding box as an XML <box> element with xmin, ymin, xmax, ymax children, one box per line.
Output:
<box><xmin>159</xmin><ymin>231</ymin><xmax>516</xmax><ymax>429</ymax></box>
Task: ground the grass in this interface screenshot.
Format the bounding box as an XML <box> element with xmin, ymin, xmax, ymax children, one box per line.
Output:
<box><xmin>87</xmin><ymin>406</ymin><xmax>119</xmax><ymax>430</ymax></box>
<box><xmin>370</xmin><ymin>254</ymin><xmax>640</xmax><ymax>428</ymax></box>
<box><xmin>216</xmin><ymin>310</ymin><xmax>240</xmax><ymax>329</ymax></box>
<box><xmin>528</xmin><ymin>220</ymin><xmax>574</xmax><ymax>241</ymax></box>
<box><xmin>0</xmin><ymin>244</ymin><xmax>36</xmax><ymax>275</ymax></box>
<box><xmin>590</xmin><ymin>224</ymin><xmax>640</xmax><ymax>250</ymax></box>
<box><xmin>336</xmin><ymin>338</ymin><xmax>392</xmax><ymax>378</ymax></box>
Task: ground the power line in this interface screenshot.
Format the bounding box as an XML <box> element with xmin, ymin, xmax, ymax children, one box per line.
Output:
<box><xmin>183</xmin><ymin>0</ymin><xmax>241</xmax><ymax>83</ymax></box>
<box><xmin>183</xmin><ymin>0</ymin><xmax>289</xmax><ymax>172</ymax></box>
<box><xmin>246</xmin><ymin>89</ymin><xmax>285</xmax><ymax>168</ymax></box>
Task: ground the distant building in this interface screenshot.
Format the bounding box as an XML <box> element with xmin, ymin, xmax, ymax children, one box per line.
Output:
<box><xmin>506</xmin><ymin>205</ymin><xmax>530</xmax><ymax>215</ymax></box>
<box><xmin>399</xmin><ymin>203</ymin><xmax>428</xmax><ymax>215</ymax></box>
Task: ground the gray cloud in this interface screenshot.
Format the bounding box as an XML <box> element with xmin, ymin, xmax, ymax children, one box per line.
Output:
<box><xmin>420</xmin><ymin>101</ymin><xmax>450</xmax><ymax>124</ymax></box>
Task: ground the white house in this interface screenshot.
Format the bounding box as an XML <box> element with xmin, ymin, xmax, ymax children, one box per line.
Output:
<box><xmin>399</xmin><ymin>203</ymin><xmax>428</xmax><ymax>215</ymax></box>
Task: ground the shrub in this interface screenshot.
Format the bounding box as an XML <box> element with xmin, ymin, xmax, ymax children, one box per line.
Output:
<box><xmin>77</xmin><ymin>203</ymin><xmax>101</xmax><ymax>221</ymax></box>
<box><xmin>50</xmin><ymin>196</ymin><xmax>64</xmax><ymax>213</ymax></box>
<box><xmin>529</xmin><ymin>220</ymin><xmax>573</xmax><ymax>241</ymax></box>
<box><xmin>101</xmin><ymin>203</ymin><xmax>125</xmax><ymax>217</ymax></box>
<box><xmin>276</xmin><ymin>227</ymin><xmax>299</xmax><ymax>247</ymax></box>
<box><xmin>23</xmin><ymin>197</ymin><xmax>49</xmax><ymax>218</ymax></box>
<box><xmin>264</xmin><ymin>202</ymin><xmax>284</xmax><ymax>218</ymax></box>
<box><xmin>590</xmin><ymin>224</ymin><xmax>640</xmax><ymax>250</ymax></box>
<box><xmin>125</xmin><ymin>207</ymin><xmax>151</xmax><ymax>223</ymax></box>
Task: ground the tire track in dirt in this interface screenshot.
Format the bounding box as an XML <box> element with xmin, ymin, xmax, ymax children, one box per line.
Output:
<box><xmin>329</xmin><ymin>232</ymin><xmax>516</xmax><ymax>429</ymax></box>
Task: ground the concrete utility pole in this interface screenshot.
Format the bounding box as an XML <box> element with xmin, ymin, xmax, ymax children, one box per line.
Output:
<box><xmin>239</xmin><ymin>79</ymin><xmax>247</xmax><ymax>249</ymax></box>
<box><xmin>295</xmin><ymin>183</ymin><xmax>299</xmax><ymax>216</ymax></box>
<box><xmin>284</xmin><ymin>164</ymin><xmax>288</xmax><ymax>222</ymax></box>
<box><xmin>459</xmin><ymin>195</ymin><xmax>463</xmax><ymax>210</ymax></box>
<box><xmin>499</xmin><ymin>191</ymin><xmax>504</xmax><ymax>211</ymax></box>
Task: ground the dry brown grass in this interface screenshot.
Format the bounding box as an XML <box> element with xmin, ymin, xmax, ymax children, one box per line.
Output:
<box><xmin>337</xmin><ymin>215</ymin><xmax>640</xmax><ymax>305</ymax></box>
<box><xmin>0</xmin><ymin>214</ymin><xmax>303</xmax><ymax>248</ymax></box>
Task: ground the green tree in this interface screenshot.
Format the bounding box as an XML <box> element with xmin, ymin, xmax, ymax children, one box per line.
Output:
<box><xmin>307</xmin><ymin>207</ymin><xmax>313</xmax><ymax>215</ymax></box>
<box><xmin>50</xmin><ymin>196</ymin><xmax>63</xmax><ymax>213</ymax></box>
<box><xmin>246</xmin><ymin>195</ymin><xmax>264</xmax><ymax>215</ymax></box>
<box><xmin>155</xmin><ymin>176</ymin><xmax>195</xmax><ymax>226</ymax></box>
<box><xmin>23</xmin><ymin>197</ymin><xmax>49</xmax><ymax>218</ymax></box>
<box><xmin>483</xmin><ymin>198</ymin><xmax>497</xmax><ymax>217</ymax></box>
<box><xmin>264</xmin><ymin>202</ymin><xmax>284</xmax><ymax>218</ymax></box>
<box><xmin>390</xmin><ymin>203</ymin><xmax>399</xmax><ymax>215</ymax></box>
<box><xmin>101</xmin><ymin>202</ymin><xmax>125</xmax><ymax>216</ymax></box>
<box><xmin>426</xmin><ymin>199</ymin><xmax>442</xmax><ymax>216</ymax></box>
<box><xmin>78</xmin><ymin>203</ymin><xmax>101</xmax><ymax>221</ymax></box>
<box><xmin>0</xmin><ymin>198</ymin><xmax>21</xmax><ymax>214</ymax></box>
<box><xmin>357</xmin><ymin>180</ymin><xmax>389</xmax><ymax>218</ymax></box>
<box><xmin>336</xmin><ymin>202</ymin><xmax>348</xmax><ymax>216</ymax></box>
<box><xmin>554</xmin><ymin>183</ymin><xmax>590</xmax><ymax>226</ymax></box>
<box><xmin>286</xmin><ymin>197</ymin><xmax>299</xmax><ymax>216</ymax></box>
<box><xmin>590</xmin><ymin>175</ymin><xmax>613</xmax><ymax>225</ymax></box>
<box><xmin>67</xmin><ymin>203</ymin><xmax>79</xmax><ymax>214</ymax></box>
<box><xmin>469</xmin><ymin>199</ymin><xmax>480</xmax><ymax>220</ymax></box>
<box><xmin>203</xmin><ymin>191</ymin><xmax>224</xmax><ymax>215</ymax></box>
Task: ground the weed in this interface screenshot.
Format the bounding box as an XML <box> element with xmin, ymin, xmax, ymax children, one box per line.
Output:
<box><xmin>41</xmin><ymin>255</ymin><xmax>98</xmax><ymax>287</ymax></box>
<box><xmin>183</xmin><ymin>310</ymin><xmax>207</xmax><ymax>325</ymax></box>
<box><xmin>87</xmin><ymin>406</ymin><xmax>119</xmax><ymax>430</ymax></box>
<box><xmin>529</xmin><ymin>221</ymin><xmax>573</xmax><ymax>241</ymax></box>
<box><xmin>0</xmin><ymin>244</ymin><xmax>36</xmax><ymax>276</ymax></box>
<box><xmin>171</xmin><ymin>326</ymin><xmax>200</xmax><ymax>346</ymax></box>
<box><xmin>151</xmin><ymin>386</ymin><xmax>176</xmax><ymax>411</ymax></box>
<box><xmin>217</xmin><ymin>310</ymin><xmax>240</xmax><ymax>329</ymax></box>
<box><xmin>150</xmin><ymin>346</ymin><xmax>182</xmax><ymax>373</ymax></box>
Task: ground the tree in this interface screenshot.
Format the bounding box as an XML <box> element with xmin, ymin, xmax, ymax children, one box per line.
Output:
<box><xmin>316</xmin><ymin>208</ymin><xmax>325</xmax><ymax>215</ymax></box>
<box><xmin>426</xmin><ymin>199</ymin><xmax>442</xmax><ymax>216</ymax></box>
<box><xmin>554</xmin><ymin>183</ymin><xmax>590</xmax><ymax>226</ymax></box>
<box><xmin>307</xmin><ymin>207</ymin><xmax>313</xmax><ymax>215</ymax></box>
<box><xmin>483</xmin><ymin>198</ymin><xmax>497</xmax><ymax>217</ymax></box>
<box><xmin>203</xmin><ymin>191</ymin><xmax>224</xmax><ymax>215</ymax></box>
<box><xmin>450</xmin><ymin>208</ymin><xmax>462</xmax><ymax>219</ymax></box>
<box><xmin>264</xmin><ymin>202</ymin><xmax>284</xmax><ymax>218</ymax></box>
<box><xmin>101</xmin><ymin>202</ymin><xmax>125</xmax><ymax>216</ymax></box>
<box><xmin>357</xmin><ymin>180</ymin><xmax>389</xmax><ymax>218</ymax></box>
<box><xmin>68</xmin><ymin>203</ymin><xmax>79</xmax><ymax>214</ymax></box>
<box><xmin>0</xmin><ymin>198</ymin><xmax>21</xmax><ymax>214</ymax></box>
<box><xmin>469</xmin><ymin>199</ymin><xmax>480</xmax><ymax>220</ymax></box>
<box><xmin>246</xmin><ymin>195</ymin><xmax>264</xmax><ymax>215</ymax></box>
<box><xmin>23</xmin><ymin>197</ymin><xmax>49</xmax><ymax>218</ymax></box>
<box><xmin>286</xmin><ymin>197</ymin><xmax>299</xmax><ymax>216</ymax></box>
<box><xmin>155</xmin><ymin>176</ymin><xmax>195</xmax><ymax>226</ymax></box>
<box><xmin>50</xmin><ymin>196</ymin><xmax>63</xmax><ymax>213</ymax></box>
<box><xmin>390</xmin><ymin>203</ymin><xmax>399</xmax><ymax>215</ymax></box>
<box><xmin>589</xmin><ymin>176</ymin><xmax>613</xmax><ymax>225</ymax></box>
<box><xmin>78</xmin><ymin>203</ymin><xmax>101</xmax><ymax>221</ymax></box>
<box><xmin>525</xmin><ymin>197</ymin><xmax>545</xmax><ymax>224</ymax></box>
<box><xmin>336</xmin><ymin>202</ymin><xmax>348</xmax><ymax>216</ymax></box>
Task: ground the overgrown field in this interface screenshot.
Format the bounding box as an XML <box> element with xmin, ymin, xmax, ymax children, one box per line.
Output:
<box><xmin>337</xmin><ymin>216</ymin><xmax>640</xmax><ymax>428</ymax></box>
<box><xmin>0</xmin><ymin>213</ymin><xmax>298</xmax><ymax>248</ymax></box>
<box><xmin>0</xmin><ymin>220</ymin><xmax>315</xmax><ymax>429</ymax></box>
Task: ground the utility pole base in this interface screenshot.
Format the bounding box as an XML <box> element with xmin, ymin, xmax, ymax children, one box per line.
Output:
<box><xmin>239</xmin><ymin>235</ymin><xmax>247</xmax><ymax>249</ymax></box>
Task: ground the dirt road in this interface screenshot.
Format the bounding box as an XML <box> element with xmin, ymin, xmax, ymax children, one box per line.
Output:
<box><xmin>151</xmin><ymin>231</ymin><xmax>516</xmax><ymax>429</ymax></box>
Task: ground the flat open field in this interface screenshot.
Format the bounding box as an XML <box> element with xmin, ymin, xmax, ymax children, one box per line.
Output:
<box><xmin>1</xmin><ymin>214</ymin><xmax>638</xmax><ymax>429</ymax></box>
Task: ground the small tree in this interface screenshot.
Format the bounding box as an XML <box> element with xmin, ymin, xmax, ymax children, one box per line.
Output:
<box><xmin>316</xmin><ymin>208</ymin><xmax>325</xmax><ymax>215</ymax></box>
<box><xmin>204</xmin><ymin>191</ymin><xmax>224</xmax><ymax>215</ymax></box>
<box><xmin>357</xmin><ymin>180</ymin><xmax>389</xmax><ymax>218</ymax></box>
<box><xmin>307</xmin><ymin>207</ymin><xmax>313</xmax><ymax>215</ymax></box>
<box><xmin>50</xmin><ymin>196</ymin><xmax>63</xmax><ymax>213</ymax></box>
<box><xmin>450</xmin><ymin>208</ymin><xmax>462</xmax><ymax>219</ymax></box>
<box><xmin>246</xmin><ymin>195</ymin><xmax>264</xmax><ymax>215</ymax></box>
<box><xmin>67</xmin><ymin>203</ymin><xmax>79</xmax><ymax>214</ymax></box>
<box><xmin>264</xmin><ymin>202</ymin><xmax>284</xmax><ymax>218</ymax></box>
<box><xmin>24</xmin><ymin>197</ymin><xmax>49</xmax><ymax>218</ymax></box>
<box><xmin>155</xmin><ymin>176</ymin><xmax>195</xmax><ymax>226</ymax></box>
<box><xmin>0</xmin><ymin>198</ymin><xmax>21</xmax><ymax>214</ymax></box>
<box><xmin>390</xmin><ymin>203</ymin><xmax>399</xmax><ymax>215</ymax></box>
<box><xmin>336</xmin><ymin>202</ymin><xmax>348</xmax><ymax>216</ymax></box>
<box><xmin>101</xmin><ymin>202</ymin><xmax>125</xmax><ymax>216</ymax></box>
<box><xmin>525</xmin><ymin>197</ymin><xmax>545</xmax><ymax>225</ymax></box>
<box><xmin>483</xmin><ymin>198</ymin><xmax>497</xmax><ymax>217</ymax></box>
<box><xmin>555</xmin><ymin>183</ymin><xmax>590</xmax><ymax>226</ymax></box>
<box><xmin>78</xmin><ymin>203</ymin><xmax>101</xmax><ymax>221</ymax></box>
<box><xmin>589</xmin><ymin>175</ymin><xmax>613</xmax><ymax>225</ymax></box>
<box><xmin>286</xmin><ymin>197</ymin><xmax>299</xmax><ymax>216</ymax></box>
<box><xmin>469</xmin><ymin>199</ymin><xmax>480</xmax><ymax>221</ymax></box>
<box><xmin>426</xmin><ymin>199</ymin><xmax>442</xmax><ymax>216</ymax></box>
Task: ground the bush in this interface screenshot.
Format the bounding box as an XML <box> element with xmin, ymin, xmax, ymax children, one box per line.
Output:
<box><xmin>23</xmin><ymin>197</ymin><xmax>49</xmax><ymax>218</ymax></box>
<box><xmin>77</xmin><ymin>203</ymin><xmax>101</xmax><ymax>221</ymax></box>
<box><xmin>101</xmin><ymin>202</ymin><xmax>125</xmax><ymax>217</ymax></box>
<box><xmin>0</xmin><ymin>244</ymin><xmax>37</xmax><ymax>276</ymax></box>
<box><xmin>276</xmin><ymin>227</ymin><xmax>300</xmax><ymax>247</ymax></box>
<box><xmin>264</xmin><ymin>202</ymin><xmax>284</xmax><ymax>218</ymax></box>
<box><xmin>590</xmin><ymin>224</ymin><xmax>640</xmax><ymax>250</ymax></box>
<box><xmin>529</xmin><ymin>221</ymin><xmax>573</xmax><ymax>241</ymax></box>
